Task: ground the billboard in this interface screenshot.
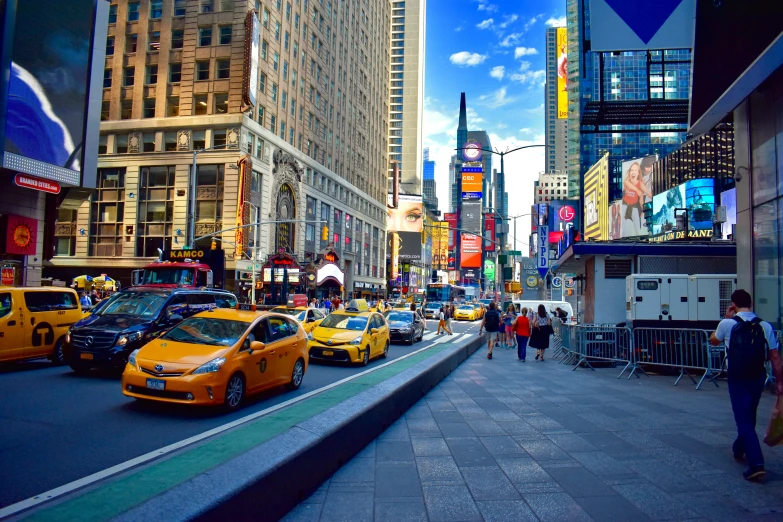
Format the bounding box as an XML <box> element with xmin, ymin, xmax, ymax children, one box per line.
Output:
<box><xmin>243</xmin><ymin>10</ymin><xmax>261</xmax><ymax>107</ymax></box>
<box><xmin>447</xmin><ymin>251</ymin><xmax>456</xmax><ymax>270</ymax></box>
<box><xmin>720</xmin><ymin>188</ymin><xmax>737</xmax><ymax>240</ymax></box>
<box><xmin>462</xmin><ymin>139</ymin><xmax>483</xmax><ymax>163</ymax></box>
<box><xmin>462</xmin><ymin>171</ymin><xmax>483</xmax><ymax>200</ymax></box>
<box><xmin>444</xmin><ymin>213</ymin><xmax>457</xmax><ymax>250</ymax></box>
<box><xmin>483</xmin><ymin>213</ymin><xmax>495</xmax><ymax>251</ymax></box>
<box><xmin>619</xmin><ymin>155</ymin><xmax>656</xmax><ymax>237</ymax></box>
<box><xmin>649</xmin><ymin>178</ymin><xmax>715</xmax><ymax>238</ymax></box>
<box><xmin>460</xmin><ymin>233</ymin><xmax>482</xmax><ymax>268</ymax></box>
<box><xmin>556</xmin><ymin>27</ymin><xmax>568</xmax><ymax>119</ymax></box>
<box><xmin>590</xmin><ymin>0</ymin><xmax>695</xmax><ymax>51</ymax></box>
<box><xmin>609</xmin><ymin>200</ymin><xmax>623</xmax><ymax>240</ymax></box>
<box><xmin>651</xmin><ymin>184</ymin><xmax>686</xmax><ymax>235</ymax></box>
<box><xmin>684</xmin><ymin>178</ymin><xmax>715</xmax><ymax>230</ymax></box>
<box><xmin>483</xmin><ymin>259</ymin><xmax>495</xmax><ymax>281</ymax></box>
<box><xmin>434</xmin><ymin>221</ymin><xmax>449</xmax><ymax>270</ymax></box>
<box><xmin>546</xmin><ymin>200</ymin><xmax>580</xmax><ymax>244</ymax></box>
<box><xmin>584</xmin><ymin>153</ymin><xmax>609</xmax><ymax>240</ymax></box>
<box><xmin>388</xmin><ymin>194</ymin><xmax>422</xmax><ymax>260</ymax></box>
<box><xmin>3</xmin><ymin>0</ymin><xmax>107</xmax><ymax>187</ymax></box>
<box><xmin>462</xmin><ymin>201</ymin><xmax>481</xmax><ymax>235</ymax></box>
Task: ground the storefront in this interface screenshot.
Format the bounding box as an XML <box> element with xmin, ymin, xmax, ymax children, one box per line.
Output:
<box><xmin>315</xmin><ymin>245</ymin><xmax>345</xmax><ymax>300</ymax></box>
<box><xmin>259</xmin><ymin>251</ymin><xmax>303</xmax><ymax>305</ymax></box>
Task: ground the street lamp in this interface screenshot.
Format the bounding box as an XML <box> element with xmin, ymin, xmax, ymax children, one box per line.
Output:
<box><xmin>455</xmin><ymin>144</ymin><xmax>545</xmax><ymax>306</ymax></box>
<box><xmin>188</xmin><ymin>143</ymin><xmax>240</xmax><ymax>249</ymax></box>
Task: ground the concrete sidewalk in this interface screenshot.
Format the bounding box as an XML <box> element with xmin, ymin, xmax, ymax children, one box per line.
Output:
<box><xmin>283</xmin><ymin>344</ymin><xmax>783</xmax><ymax>522</ymax></box>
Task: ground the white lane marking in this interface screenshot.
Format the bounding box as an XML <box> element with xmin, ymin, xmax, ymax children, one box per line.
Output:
<box><xmin>423</xmin><ymin>331</ymin><xmax>438</xmax><ymax>341</ymax></box>
<box><xmin>0</xmin><ymin>334</ymin><xmax>466</xmax><ymax>519</ymax></box>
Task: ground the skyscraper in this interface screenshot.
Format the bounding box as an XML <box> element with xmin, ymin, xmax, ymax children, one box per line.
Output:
<box><xmin>448</xmin><ymin>154</ymin><xmax>458</xmax><ymax>212</ymax></box>
<box><xmin>545</xmin><ymin>26</ymin><xmax>567</xmax><ymax>174</ymax></box>
<box><xmin>422</xmin><ymin>148</ymin><xmax>437</xmax><ymax>211</ymax></box>
<box><xmin>388</xmin><ymin>0</ymin><xmax>426</xmax><ymax>196</ymax></box>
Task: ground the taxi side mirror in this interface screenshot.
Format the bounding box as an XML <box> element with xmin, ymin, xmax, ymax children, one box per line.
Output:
<box><xmin>306</xmin><ymin>317</ymin><xmax>315</xmax><ymax>323</ymax></box>
<box><xmin>249</xmin><ymin>340</ymin><xmax>265</xmax><ymax>352</ymax></box>
<box><xmin>371</xmin><ymin>328</ymin><xmax>379</xmax><ymax>334</ymax></box>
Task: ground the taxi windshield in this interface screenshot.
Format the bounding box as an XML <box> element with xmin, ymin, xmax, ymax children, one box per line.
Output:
<box><xmin>272</xmin><ymin>308</ymin><xmax>306</xmax><ymax>321</ymax></box>
<box><xmin>319</xmin><ymin>314</ymin><xmax>368</xmax><ymax>331</ymax></box>
<box><xmin>97</xmin><ymin>292</ymin><xmax>167</xmax><ymax>318</ymax></box>
<box><xmin>162</xmin><ymin>317</ymin><xmax>248</xmax><ymax>346</ymax></box>
<box><xmin>459</xmin><ymin>305</ymin><xmax>474</xmax><ymax>310</ymax></box>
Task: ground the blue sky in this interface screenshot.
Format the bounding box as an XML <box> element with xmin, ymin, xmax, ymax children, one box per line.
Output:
<box><xmin>424</xmin><ymin>0</ymin><xmax>566</xmax><ymax>244</ymax></box>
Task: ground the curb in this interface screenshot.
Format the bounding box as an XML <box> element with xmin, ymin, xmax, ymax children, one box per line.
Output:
<box><xmin>107</xmin><ymin>334</ymin><xmax>485</xmax><ymax>522</ymax></box>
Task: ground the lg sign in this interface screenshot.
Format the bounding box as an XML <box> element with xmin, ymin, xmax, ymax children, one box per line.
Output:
<box><xmin>558</xmin><ymin>205</ymin><xmax>575</xmax><ymax>222</ymax></box>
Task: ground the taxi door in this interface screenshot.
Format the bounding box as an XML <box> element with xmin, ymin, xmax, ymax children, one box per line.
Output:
<box><xmin>0</xmin><ymin>291</ymin><xmax>24</xmax><ymax>362</ymax></box>
<box><xmin>304</xmin><ymin>309</ymin><xmax>324</xmax><ymax>334</ymax></box>
<box><xmin>23</xmin><ymin>290</ymin><xmax>72</xmax><ymax>359</ymax></box>
<box><xmin>369</xmin><ymin>314</ymin><xmax>383</xmax><ymax>357</ymax></box>
<box><xmin>242</xmin><ymin>319</ymin><xmax>281</xmax><ymax>393</ymax></box>
<box><xmin>264</xmin><ymin>316</ymin><xmax>297</xmax><ymax>384</ymax></box>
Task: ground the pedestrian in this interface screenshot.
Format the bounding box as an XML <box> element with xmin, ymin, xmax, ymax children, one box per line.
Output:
<box><xmin>503</xmin><ymin>304</ymin><xmax>517</xmax><ymax>349</ymax></box>
<box><xmin>79</xmin><ymin>292</ymin><xmax>92</xmax><ymax>308</ymax></box>
<box><xmin>512</xmin><ymin>307</ymin><xmax>531</xmax><ymax>361</ymax></box>
<box><xmin>529</xmin><ymin>304</ymin><xmax>553</xmax><ymax>361</ymax></box>
<box><xmin>437</xmin><ymin>306</ymin><xmax>446</xmax><ymax>335</ymax></box>
<box><xmin>710</xmin><ymin>289</ymin><xmax>783</xmax><ymax>481</ymax></box>
<box><xmin>479</xmin><ymin>301</ymin><xmax>501</xmax><ymax>359</ymax></box>
<box><xmin>308</xmin><ymin>298</ymin><xmax>316</xmax><ymax>309</ymax></box>
<box><xmin>324</xmin><ymin>297</ymin><xmax>332</xmax><ymax>314</ymax></box>
<box><xmin>444</xmin><ymin>302</ymin><xmax>454</xmax><ymax>335</ymax></box>
<box><xmin>411</xmin><ymin>302</ymin><xmax>426</xmax><ymax>330</ymax></box>
<box><xmin>555</xmin><ymin>307</ymin><xmax>568</xmax><ymax>321</ymax></box>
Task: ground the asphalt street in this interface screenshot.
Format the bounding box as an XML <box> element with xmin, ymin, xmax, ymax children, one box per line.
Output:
<box><xmin>0</xmin><ymin>318</ymin><xmax>481</xmax><ymax>509</ymax></box>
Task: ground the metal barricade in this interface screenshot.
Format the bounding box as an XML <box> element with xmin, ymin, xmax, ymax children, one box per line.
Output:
<box><xmin>555</xmin><ymin>323</ymin><xmax>580</xmax><ymax>365</ymax></box>
<box><xmin>571</xmin><ymin>325</ymin><xmax>634</xmax><ymax>379</ymax></box>
<box><xmin>629</xmin><ymin>328</ymin><xmax>714</xmax><ymax>388</ymax></box>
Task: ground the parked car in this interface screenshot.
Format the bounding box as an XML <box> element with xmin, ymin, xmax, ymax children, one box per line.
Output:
<box><xmin>383</xmin><ymin>310</ymin><xmax>425</xmax><ymax>344</ymax></box>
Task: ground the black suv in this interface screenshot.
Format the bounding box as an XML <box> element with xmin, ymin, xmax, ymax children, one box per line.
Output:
<box><xmin>62</xmin><ymin>287</ymin><xmax>237</xmax><ymax>373</ymax></box>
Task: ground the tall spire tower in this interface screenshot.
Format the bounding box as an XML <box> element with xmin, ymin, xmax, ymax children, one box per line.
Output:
<box><xmin>457</xmin><ymin>92</ymin><xmax>468</xmax><ymax>153</ymax></box>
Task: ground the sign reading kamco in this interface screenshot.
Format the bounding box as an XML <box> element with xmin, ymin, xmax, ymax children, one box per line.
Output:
<box><xmin>166</xmin><ymin>249</ymin><xmax>208</xmax><ymax>260</ymax></box>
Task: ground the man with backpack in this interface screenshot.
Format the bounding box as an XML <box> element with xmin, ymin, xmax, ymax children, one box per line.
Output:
<box><xmin>710</xmin><ymin>289</ymin><xmax>783</xmax><ymax>482</ymax></box>
<box><xmin>479</xmin><ymin>301</ymin><xmax>501</xmax><ymax>359</ymax></box>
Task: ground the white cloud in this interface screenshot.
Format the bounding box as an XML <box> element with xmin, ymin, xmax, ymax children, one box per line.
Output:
<box><xmin>510</xmin><ymin>61</ymin><xmax>546</xmax><ymax>86</ymax></box>
<box><xmin>524</xmin><ymin>14</ymin><xmax>544</xmax><ymax>32</ymax></box>
<box><xmin>498</xmin><ymin>14</ymin><xmax>518</xmax><ymax>29</ymax></box>
<box><xmin>519</xmin><ymin>127</ymin><xmax>533</xmax><ymax>134</ymax></box>
<box><xmin>545</xmin><ymin>16</ymin><xmax>567</xmax><ymax>27</ymax></box>
<box><xmin>498</xmin><ymin>33</ymin><xmax>523</xmax><ymax>47</ymax></box>
<box><xmin>478</xmin><ymin>86</ymin><xmax>516</xmax><ymax>109</ymax></box>
<box><xmin>496</xmin><ymin>123</ymin><xmax>508</xmax><ymax>129</ymax></box>
<box><xmin>514</xmin><ymin>47</ymin><xmax>538</xmax><ymax>58</ymax></box>
<box><xmin>476</xmin><ymin>18</ymin><xmax>494</xmax><ymax>30</ymax></box>
<box><xmin>476</xmin><ymin>0</ymin><xmax>498</xmax><ymax>13</ymax></box>
<box><xmin>455</xmin><ymin>25</ymin><xmax>464</xmax><ymax>32</ymax></box>
<box><xmin>490</xmin><ymin>65</ymin><xmax>505</xmax><ymax>80</ymax></box>
<box><xmin>449</xmin><ymin>51</ymin><xmax>487</xmax><ymax>67</ymax></box>
<box><xmin>466</xmin><ymin>107</ymin><xmax>485</xmax><ymax>126</ymax></box>
<box><xmin>526</xmin><ymin>104</ymin><xmax>545</xmax><ymax>114</ymax></box>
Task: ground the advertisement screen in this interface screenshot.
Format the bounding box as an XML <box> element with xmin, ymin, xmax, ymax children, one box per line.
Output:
<box><xmin>483</xmin><ymin>259</ymin><xmax>495</xmax><ymax>281</ymax></box>
<box><xmin>547</xmin><ymin>200</ymin><xmax>580</xmax><ymax>244</ymax></box>
<box><xmin>462</xmin><ymin>171</ymin><xmax>483</xmax><ymax>200</ymax></box>
<box><xmin>244</xmin><ymin>11</ymin><xmax>260</xmax><ymax>107</ymax></box>
<box><xmin>460</xmin><ymin>234</ymin><xmax>482</xmax><ymax>268</ymax></box>
<box><xmin>583</xmin><ymin>154</ymin><xmax>608</xmax><ymax>240</ymax></box>
<box><xmin>609</xmin><ymin>200</ymin><xmax>623</xmax><ymax>240</ymax></box>
<box><xmin>4</xmin><ymin>0</ymin><xmax>101</xmax><ymax>179</ymax></box>
<box><xmin>556</xmin><ymin>27</ymin><xmax>568</xmax><ymax>119</ymax></box>
<box><xmin>388</xmin><ymin>194</ymin><xmax>423</xmax><ymax>233</ymax></box>
<box><xmin>462</xmin><ymin>201</ymin><xmax>481</xmax><ymax>235</ymax></box>
<box><xmin>651</xmin><ymin>184</ymin><xmax>686</xmax><ymax>235</ymax></box>
<box><xmin>684</xmin><ymin>178</ymin><xmax>715</xmax><ymax>230</ymax></box>
<box><xmin>483</xmin><ymin>213</ymin><xmax>495</xmax><ymax>251</ymax></box>
<box><xmin>619</xmin><ymin>155</ymin><xmax>657</xmax><ymax>237</ymax></box>
<box><xmin>720</xmin><ymin>188</ymin><xmax>737</xmax><ymax>239</ymax></box>
<box><xmin>444</xmin><ymin>213</ymin><xmax>457</xmax><ymax>249</ymax></box>
<box><xmin>447</xmin><ymin>251</ymin><xmax>456</xmax><ymax>270</ymax></box>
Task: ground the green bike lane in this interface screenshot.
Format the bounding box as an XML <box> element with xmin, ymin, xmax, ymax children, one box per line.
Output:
<box><xmin>20</xmin><ymin>331</ymin><xmax>476</xmax><ymax>522</ymax></box>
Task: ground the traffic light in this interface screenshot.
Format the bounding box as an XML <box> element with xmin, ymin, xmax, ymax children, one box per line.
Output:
<box><xmin>211</xmin><ymin>239</ymin><xmax>217</xmax><ymax>250</ymax></box>
<box><xmin>321</xmin><ymin>226</ymin><xmax>329</xmax><ymax>241</ymax></box>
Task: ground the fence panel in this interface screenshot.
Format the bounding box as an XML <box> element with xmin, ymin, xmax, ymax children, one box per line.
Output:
<box><xmin>629</xmin><ymin>328</ymin><xmax>714</xmax><ymax>387</ymax></box>
<box><xmin>571</xmin><ymin>325</ymin><xmax>634</xmax><ymax>378</ymax></box>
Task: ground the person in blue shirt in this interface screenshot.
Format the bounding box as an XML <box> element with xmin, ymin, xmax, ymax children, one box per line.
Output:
<box><xmin>79</xmin><ymin>292</ymin><xmax>92</xmax><ymax>308</ymax></box>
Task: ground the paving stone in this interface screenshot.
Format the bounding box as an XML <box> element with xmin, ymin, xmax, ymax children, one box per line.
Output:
<box><xmin>354</xmin><ymin>440</ymin><xmax>375</xmax><ymax>459</ymax></box>
<box><xmin>465</xmin><ymin>418</ymin><xmax>507</xmax><ymax>436</ymax></box>
<box><xmin>461</xmin><ymin>466</ymin><xmax>520</xmax><ymax>500</ymax></box>
<box><xmin>624</xmin><ymin>459</ymin><xmax>710</xmax><ymax>494</ymax></box>
<box><xmin>479</xmin><ymin>435</ymin><xmax>526</xmax><ymax>456</ymax></box>
<box><xmin>416</xmin><ymin>456</ymin><xmax>464</xmax><ymax>485</ymax></box>
<box><xmin>546</xmin><ymin>465</ymin><xmax>619</xmax><ymax>498</ymax></box>
<box><xmin>546</xmin><ymin>432</ymin><xmax>599</xmax><ymax>452</ymax></box>
<box><xmin>570</xmin><ymin>451</ymin><xmax>636</xmax><ymax>476</ymax></box>
<box><xmin>518</xmin><ymin>438</ymin><xmax>572</xmax><ymax>460</ymax></box>
<box><xmin>374</xmin><ymin>501</ymin><xmax>428</xmax><ymax>522</ymax></box>
<box><xmin>495</xmin><ymin>456</ymin><xmax>553</xmax><ymax>483</ymax></box>
<box><xmin>575</xmin><ymin>494</ymin><xmax>653</xmax><ymax>522</ymax></box>
<box><xmin>672</xmin><ymin>490</ymin><xmax>757</xmax><ymax>522</ymax></box>
<box><xmin>523</xmin><ymin>413</ymin><xmax>567</xmax><ymax>431</ymax></box>
<box><xmin>320</xmin><ymin>489</ymin><xmax>374</xmax><ymax>522</ymax></box>
<box><xmin>446</xmin><ymin>437</ymin><xmax>496</xmax><ymax>468</ymax></box>
<box><xmin>497</xmin><ymin>419</ymin><xmax>540</xmax><ymax>436</ymax></box>
<box><xmin>426</xmin><ymin>398</ymin><xmax>457</xmax><ymax>411</ymax></box>
<box><xmin>375</xmin><ymin>461</ymin><xmax>421</xmax><ymax>498</ymax></box>
<box><xmin>376</xmin><ymin>440</ymin><xmax>414</xmax><ymax>462</ymax></box>
<box><xmin>422</xmin><ymin>485</ymin><xmax>483</xmax><ymax>522</ymax></box>
<box><xmin>613</xmin><ymin>483</ymin><xmax>699</xmax><ymax>520</ymax></box>
<box><xmin>331</xmin><ymin>457</ymin><xmax>375</xmax><ymax>483</ymax></box>
<box><xmin>437</xmin><ymin>422</ymin><xmax>475</xmax><ymax>437</ymax></box>
<box><xmin>522</xmin><ymin>492</ymin><xmax>595</xmax><ymax>522</ymax></box>
<box><xmin>300</xmin><ymin>481</ymin><xmax>330</xmax><ymax>504</ymax></box>
<box><xmin>411</xmin><ymin>437</ymin><xmax>451</xmax><ymax>457</ymax></box>
<box><xmin>476</xmin><ymin>500</ymin><xmax>539</xmax><ymax>522</ymax></box>
<box><xmin>514</xmin><ymin>482</ymin><xmax>564</xmax><ymax>494</ymax></box>
<box><xmin>406</xmin><ymin>416</ymin><xmax>442</xmax><ymax>437</ymax></box>
<box><xmin>377</xmin><ymin>418</ymin><xmax>410</xmax><ymax>441</ymax></box>
<box><xmin>431</xmin><ymin>410</ymin><xmax>465</xmax><ymax>424</ymax></box>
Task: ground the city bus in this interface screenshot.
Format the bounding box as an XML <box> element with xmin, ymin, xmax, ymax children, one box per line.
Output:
<box><xmin>426</xmin><ymin>283</ymin><xmax>466</xmax><ymax>304</ymax></box>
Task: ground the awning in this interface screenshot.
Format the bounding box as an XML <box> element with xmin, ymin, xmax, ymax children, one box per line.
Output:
<box><xmin>316</xmin><ymin>263</ymin><xmax>344</xmax><ymax>286</ymax></box>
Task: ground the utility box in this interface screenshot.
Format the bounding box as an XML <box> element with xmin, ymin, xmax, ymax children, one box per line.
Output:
<box><xmin>626</xmin><ymin>274</ymin><xmax>736</xmax><ymax>329</ymax></box>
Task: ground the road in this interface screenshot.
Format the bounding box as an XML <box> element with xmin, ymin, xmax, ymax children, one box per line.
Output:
<box><xmin>0</xmin><ymin>319</ymin><xmax>481</xmax><ymax>509</ymax></box>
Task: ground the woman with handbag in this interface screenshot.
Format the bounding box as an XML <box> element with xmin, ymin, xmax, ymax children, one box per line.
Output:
<box><xmin>529</xmin><ymin>304</ymin><xmax>554</xmax><ymax>361</ymax></box>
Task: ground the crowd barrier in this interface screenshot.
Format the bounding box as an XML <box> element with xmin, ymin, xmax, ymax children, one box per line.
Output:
<box><xmin>553</xmin><ymin>324</ymin><xmax>783</xmax><ymax>390</ymax></box>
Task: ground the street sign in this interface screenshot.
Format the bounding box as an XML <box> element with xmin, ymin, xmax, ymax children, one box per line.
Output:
<box><xmin>565</xmin><ymin>277</ymin><xmax>575</xmax><ymax>288</ymax></box>
<box><xmin>236</xmin><ymin>260</ymin><xmax>262</xmax><ymax>272</ymax></box>
<box><xmin>537</xmin><ymin>226</ymin><xmax>549</xmax><ymax>279</ymax></box>
<box><xmin>507</xmin><ymin>250</ymin><xmax>522</xmax><ymax>256</ymax></box>
<box><xmin>497</xmin><ymin>254</ymin><xmax>508</xmax><ymax>265</ymax></box>
<box><xmin>552</xmin><ymin>276</ymin><xmax>562</xmax><ymax>288</ymax></box>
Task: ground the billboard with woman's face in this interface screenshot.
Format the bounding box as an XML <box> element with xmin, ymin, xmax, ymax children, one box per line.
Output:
<box><xmin>619</xmin><ymin>156</ymin><xmax>656</xmax><ymax>237</ymax></box>
<box><xmin>388</xmin><ymin>194</ymin><xmax>423</xmax><ymax>260</ymax></box>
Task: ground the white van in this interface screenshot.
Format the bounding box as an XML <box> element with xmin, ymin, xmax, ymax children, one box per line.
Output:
<box><xmin>512</xmin><ymin>300</ymin><xmax>574</xmax><ymax>324</ymax></box>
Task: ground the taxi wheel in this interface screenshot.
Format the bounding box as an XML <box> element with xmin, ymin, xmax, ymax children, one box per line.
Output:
<box><xmin>361</xmin><ymin>347</ymin><xmax>370</xmax><ymax>366</ymax></box>
<box><xmin>287</xmin><ymin>358</ymin><xmax>305</xmax><ymax>390</ymax></box>
<box><xmin>50</xmin><ymin>340</ymin><xmax>65</xmax><ymax>366</ymax></box>
<box><xmin>224</xmin><ymin>373</ymin><xmax>245</xmax><ymax>411</ymax></box>
<box><xmin>381</xmin><ymin>341</ymin><xmax>389</xmax><ymax>359</ymax></box>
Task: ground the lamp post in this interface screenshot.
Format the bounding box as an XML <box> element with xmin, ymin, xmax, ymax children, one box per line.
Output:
<box><xmin>188</xmin><ymin>143</ymin><xmax>240</xmax><ymax>249</ymax></box>
<box><xmin>455</xmin><ymin>144</ymin><xmax>545</xmax><ymax>306</ymax></box>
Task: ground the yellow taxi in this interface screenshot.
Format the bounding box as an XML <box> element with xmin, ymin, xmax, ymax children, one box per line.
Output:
<box><xmin>473</xmin><ymin>303</ymin><xmax>485</xmax><ymax>319</ymax></box>
<box><xmin>454</xmin><ymin>304</ymin><xmax>479</xmax><ymax>321</ymax></box>
<box><xmin>271</xmin><ymin>306</ymin><xmax>325</xmax><ymax>335</ymax></box>
<box><xmin>307</xmin><ymin>299</ymin><xmax>390</xmax><ymax>366</ymax></box>
<box><xmin>121</xmin><ymin>309</ymin><xmax>308</xmax><ymax>410</ymax></box>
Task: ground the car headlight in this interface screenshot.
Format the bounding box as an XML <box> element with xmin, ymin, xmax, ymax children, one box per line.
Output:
<box><xmin>65</xmin><ymin>329</ymin><xmax>72</xmax><ymax>344</ymax></box>
<box><xmin>348</xmin><ymin>335</ymin><xmax>363</xmax><ymax>345</ymax></box>
<box><xmin>399</xmin><ymin>327</ymin><xmax>411</xmax><ymax>333</ymax></box>
<box><xmin>128</xmin><ymin>349</ymin><xmax>140</xmax><ymax>368</ymax></box>
<box><xmin>116</xmin><ymin>331</ymin><xmax>143</xmax><ymax>346</ymax></box>
<box><xmin>193</xmin><ymin>357</ymin><xmax>226</xmax><ymax>375</ymax></box>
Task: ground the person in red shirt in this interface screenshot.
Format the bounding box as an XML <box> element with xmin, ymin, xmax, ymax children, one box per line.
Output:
<box><xmin>512</xmin><ymin>307</ymin><xmax>531</xmax><ymax>361</ymax></box>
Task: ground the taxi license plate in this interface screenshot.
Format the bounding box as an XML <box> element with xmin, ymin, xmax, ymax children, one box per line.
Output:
<box><xmin>321</xmin><ymin>350</ymin><xmax>334</xmax><ymax>356</ymax></box>
<box><xmin>146</xmin><ymin>378</ymin><xmax>165</xmax><ymax>391</ymax></box>
<box><xmin>80</xmin><ymin>353</ymin><xmax>93</xmax><ymax>360</ymax></box>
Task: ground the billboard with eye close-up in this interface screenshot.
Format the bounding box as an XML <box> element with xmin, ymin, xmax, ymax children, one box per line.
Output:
<box><xmin>388</xmin><ymin>194</ymin><xmax>422</xmax><ymax>260</ymax></box>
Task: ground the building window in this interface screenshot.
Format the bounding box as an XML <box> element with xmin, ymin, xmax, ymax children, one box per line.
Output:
<box><xmin>251</xmin><ymin>170</ymin><xmax>262</xmax><ymax>192</ymax></box>
<box><xmin>150</xmin><ymin>0</ymin><xmax>162</xmax><ymax>19</ymax></box>
<box><xmin>98</xmin><ymin>135</ymin><xmax>108</xmax><ymax>154</ymax></box>
<box><xmin>274</xmin><ymin>21</ymin><xmax>281</xmax><ymax>41</ymax></box>
<box><xmin>171</xmin><ymin>29</ymin><xmax>184</xmax><ymax>49</ymax></box>
<box><xmin>101</xmin><ymin>101</ymin><xmax>110</xmax><ymax>121</ymax></box>
<box><xmin>127</xmin><ymin>2</ymin><xmax>140</xmax><ymax>21</ymax></box>
<box><xmin>167</xmin><ymin>96</ymin><xmax>179</xmax><ymax>117</ymax></box>
<box><xmin>123</xmin><ymin>67</ymin><xmax>135</xmax><ymax>86</ymax></box>
<box><xmin>143</xmin><ymin>98</ymin><xmax>155</xmax><ymax>118</ymax></box>
<box><xmin>142</xmin><ymin>132</ymin><xmax>156</xmax><ymax>152</ymax></box>
<box><xmin>219</xmin><ymin>0</ymin><xmax>233</xmax><ymax>11</ymax></box>
<box><xmin>126</xmin><ymin>33</ymin><xmax>138</xmax><ymax>53</ymax></box>
<box><xmin>213</xmin><ymin>129</ymin><xmax>227</xmax><ymax>147</ymax></box>
<box><xmin>193</xmin><ymin>94</ymin><xmax>208</xmax><ymax>115</ymax></box>
<box><xmin>108</xmin><ymin>4</ymin><xmax>117</xmax><ymax>23</ymax></box>
<box><xmin>103</xmin><ymin>69</ymin><xmax>112</xmax><ymax>88</ymax></box>
<box><xmin>273</xmin><ymin>52</ymin><xmax>279</xmax><ymax>71</ymax></box>
<box><xmin>90</xmin><ymin>169</ymin><xmax>125</xmax><ymax>257</ymax></box>
<box><xmin>255</xmin><ymin>135</ymin><xmax>264</xmax><ymax>157</ymax></box>
<box><xmin>216</xmin><ymin>59</ymin><xmax>230</xmax><ymax>79</ymax></box>
<box><xmin>148</xmin><ymin>31</ymin><xmax>160</xmax><ymax>52</ymax></box>
<box><xmin>137</xmin><ymin>166</ymin><xmax>175</xmax><ymax>257</ymax></box>
<box><xmin>170</xmin><ymin>63</ymin><xmax>182</xmax><ymax>83</ymax></box>
<box><xmin>257</xmin><ymin>106</ymin><xmax>264</xmax><ymax>126</ymax></box>
<box><xmin>219</xmin><ymin>25</ymin><xmax>232</xmax><ymax>44</ymax></box>
<box><xmin>271</xmin><ymin>82</ymin><xmax>277</xmax><ymax>101</ymax></box>
<box><xmin>201</xmin><ymin>0</ymin><xmax>214</xmax><ymax>14</ymax></box>
<box><xmin>193</xmin><ymin>130</ymin><xmax>206</xmax><ymax>149</ymax></box>
<box><xmin>174</xmin><ymin>0</ymin><xmax>186</xmax><ymax>16</ymax></box>
<box><xmin>54</xmin><ymin>209</ymin><xmax>78</xmax><ymax>256</ymax></box>
<box><xmin>106</xmin><ymin>36</ymin><xmax>114</xmax><ymax>56</ymax></box>
<box><xmin>116</xmin><ymin>134</ymin><xmax>128</xmax><ymax>153</ymax></box>
<box><xmin>259</xmin><ymin>73</ymin><xmax>266</xmax><ymax>93</ymax></box>
<box><xmin>214</xmin><ymin>93</ymin><xmax>228</xmax><ymax>113</ymax></box>
<box><xmin>195</xmin><ymin>165</ymin><xmax>224</xmax><ymax>228</ymax></box>
<box><xmin>261</xmin><ymin>40</ymin><xmax>268</xmax><ymax>60</ymax></box>
<box><xmin>196</xmin><ymin>61</ymin><xmax>210</xmax><ymax>81</ymax></box>
<box><xmin>270</xmin><ymin>115</ymin><xmax>276</xmax><ymax>134</ymax></box>
<box><xmin>164</xmin><ymin>132</ymin><xmax>177</xmax><ymax>151</ymax></box>
<box><xmin>145</xmin><ymin>65</ymin><xmax>158</xmax><ymax>85</ymax></box>
<box><xmin>199</xmin><ymin>27</ymin><xmax>212</xmax><ymax>46</ymax></box>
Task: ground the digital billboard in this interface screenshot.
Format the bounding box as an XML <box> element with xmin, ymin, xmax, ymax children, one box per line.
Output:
<box><xmin>3</xmin><ymin>0</ymin><xmax>107</xmax><ymax>187</ymax></box>
<box><xmin>462</xmin><ymin>171</ymin><xmax>483</xmax><ymax>200</ymax></box>
<box><xmin>619</xmin><ymin>155</ymin><xmax>656</xmax><ymax>237</ymax></box>
<box><xmin>243</xmin><ymin>10</ymin><xmax>261</xmax><ymax>107</ymax></box>
<box><xmin>444</xmin><ymin>213</ymin><xmax>457</xmax><ymax>250</ymax></box>
<box><xmin>483</xmin><ymin>213</ymin><xmax>495</xmax><ymax>252</ymax></box>
<box><xmin>609</xmin><ymin>200</ymin><xmax>623</xmax><ymax>240</ymax></box>
<box><xmin>388</xmin><ymin>194</ymin><xmax>422</xmax><ymax>260</ymax></box>
<box><xmin>720</xmin><ymin>188</ymin><xmax>737</xmax><ymax>239</ymax></box>
<box><xmin>434</xmin><ymin>221</ymin><xmax>449</xmax><ymax>270</ymax></box>
<box><xmin>462</xmin><ymin>201</ymin><xmax>481</xmax><ymax>235</ymax></box>
<box><xmin>583</xmin><ymin>153</ymin><xmax>609</xmax><ymax>240</ymax></box>
<box><xmin>546</xmin><ymin>200</ymin><xmax>580</xmax><ymax>244</ymax></box>
<box><xmin>556</xmin><ymin>27</ymin><xmax>568</xmax><ymax>119</ymax></box>
<box><xmin>651</xmin><ymin>184</ymin><xmax>685</xmax><ymax>235</ymax></box>
<box><xmin>460</xmin><ymin>233</ymin><xmax>482</xmax><ymax>268</ymax></box>
<box><xmin>684</xmin><ymin>178</ymin><xmax>715</xmax><ymax>230</ymax></box>
<box><xmin>648</xmin><ymin>178</ymin><xmax>716</xmax><ymax>239</ymax></box>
